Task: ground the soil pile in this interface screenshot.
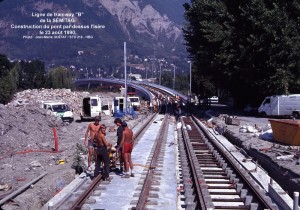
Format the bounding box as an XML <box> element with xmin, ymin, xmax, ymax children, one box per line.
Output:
<box><xmin>0</xmin><ymin>89</ymin><xmax>120</xmax><ymax>210</ymax></box>
<box><xmin>7</xmin><ymin>88</ymin><xmax>90</xmax><ymax>115</ymax></box>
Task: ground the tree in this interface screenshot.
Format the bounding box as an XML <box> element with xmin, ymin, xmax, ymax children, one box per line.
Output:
<box><xmin>47</xmin><ymin>66</ymin><xmax>73</xmax><ymax>89</ymax></box>
<box><xmin>0</xmin><ymin>54</ymin><xmax>16</xmax><ymax>104</ymax></box>
<box><xmin>183</xmin><ymin>0</ymin><xmax>300</xmax><ymax>107</ymax></box>
<box><xmin>19</xmin><ymin>59</ymin><xmax>46</xmax><ymax>89</ymax></box>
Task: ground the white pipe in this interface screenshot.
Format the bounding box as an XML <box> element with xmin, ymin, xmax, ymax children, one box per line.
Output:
<box><xmin>0</xmin><ymin>172</ymin><xmax>47</xmax><ymax>206</ymax></box>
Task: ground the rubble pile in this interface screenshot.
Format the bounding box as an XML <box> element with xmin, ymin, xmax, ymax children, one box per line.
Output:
<box><xmin>0</xmin><ymin>88</ymin><xmax>127</xmax><ymax>210</ymax></box>
<box><xmin>0</xmin><ymin>89</ymin><xmax>100</xmax><ymax>209</ymax></box>
<box><xmin>6</xmin><ymin>88</ymin><xmax>90</xmax><ymax>115</ymax></box>
<box><xmin>0</xmin><ymin>89</ymin><xmax>94</xmax><ymax>157</ymax></box>
<box><xmin>0</xmin><ymin>105</ymin><xmax>57</xmax><ymax>157</ymax></box>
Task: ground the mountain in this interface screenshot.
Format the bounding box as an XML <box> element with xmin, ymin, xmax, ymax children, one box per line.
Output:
<box><xmin>0</xmin><ymin>0</ymin><xmax>188</xmax><ymax>69</ymax></box>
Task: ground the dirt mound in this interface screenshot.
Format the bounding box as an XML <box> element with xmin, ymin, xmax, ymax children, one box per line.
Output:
<box><xmin>0</xmin><ymin>105</ymin><xmax>59</xmax><ymax>155</ymax></box>
<box><xmin>0</xmin><ymin>89</ymin><xmax>121</xmax><ymax>210</ymax></box>
<box><xmin>6</xmin><ymin>88</ymin><xmax>90</xmax><ymax>115</ymax></box>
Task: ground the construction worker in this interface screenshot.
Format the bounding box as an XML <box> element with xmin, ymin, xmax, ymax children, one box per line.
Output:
<box><xmin>114</xmin><ymin>118</ymin><xmax>124</xmax><ymax>174</ymax></box>
<box><xmin>94</xmin><ymin>125</ymin><xmax>112</xmax><ymax>181</ymax></box>
<box><xmin>83</xmin><ymin>116</ymin><xmax>101</xmax><ymax>171</ymax></box>
<box><xmin>117</xmin><ymin>122</ymin><xmax>134</xmax><ymax>178</ymax></box>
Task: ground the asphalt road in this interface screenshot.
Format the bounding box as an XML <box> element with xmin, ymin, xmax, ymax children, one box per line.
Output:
<box><xmin>208</xmin><ymin>103</ymin><xmax>269</xmax><ymax>126</ymax></box>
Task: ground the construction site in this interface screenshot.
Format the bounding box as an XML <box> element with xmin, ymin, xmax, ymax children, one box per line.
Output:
<box><xmin>0</xmin><ymin>88</ymin><xmax>300</xmax><ymax>209</ymax></box>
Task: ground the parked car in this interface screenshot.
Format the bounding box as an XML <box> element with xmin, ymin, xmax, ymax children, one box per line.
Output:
<box><xmin>208</xmin><ymin>96</ymin><xmax>218</xmax><ymax>103</ymax></box>
<box><xmin>41</xmin><ymin>101</ymin><xmax>74</xmax><ymax>123</ymax></box>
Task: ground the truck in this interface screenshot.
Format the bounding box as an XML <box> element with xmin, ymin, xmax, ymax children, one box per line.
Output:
<box><xmin>41</xmin><ymin>101</ymin><xmax>74</xmax><ymax>123</ymax></box>
<box><xmin>80</xmin><ymin>96</ymin><xmax>111</xmax><ymax>121</ymax></box>
<box><xmin>258</xmin><ymin>94</ymin><xmax>300</xmax><ymax>118</ymax></box>
<box><xmin>113</xmin><ymin>96</ymin><xmax>133</xmax><ymax>117</ymax></box>
<box><xmin>128</xmin><ymin>96</ymin><xmax>141</xmax><ymax>111</ymax></box>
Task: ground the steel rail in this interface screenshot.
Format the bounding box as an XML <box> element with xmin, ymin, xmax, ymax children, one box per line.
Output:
<box><xmin>133</xmin><ymin>115</ymin><xmax>169</xmax><ymax>209</ymax></box>
<box><xmin>49</xmin><ymin>84</ymin><xmax>172</xmax><ymax>210</ymax></box>
<box><xmin>132</xmin><ymin>113</ymin><xmax>157</xmax><ymax>145</ymax></box>
<box><xmin>68</xmin><ymin>174</ymin><xmax>103</xmax><ymax>210</ymax></box>
<box><xmin>59</xmin><ymin>114</ymin><xmax>157</xmax><ymax>210</ymax></box>
<box><xmin>190</xmin><ymin>115</ymin><xmax>278</xmax><ymax>209</ymax></box>
<box><xmin>0</xmin><ymin>172</ymin><xmax>47</xmax><ymax>206</ymax></box>
<box><xmin>180</xmin><ymin>117</ymin><xmax>210</xmax><ymax>210</ymax></box>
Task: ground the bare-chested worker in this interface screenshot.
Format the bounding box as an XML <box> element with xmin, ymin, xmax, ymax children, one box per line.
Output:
<box><xmin>117</xmin><ymin>121</ymin><xmax>134</xmax><ymax>178</ymax></box>
<box><xmin>94</xmin><ymin>125</ymin><xmax>111</xmax><ymax>181</ymax></box>
<box><xmin>83</xmin><ymin>116</ymin><xmax>101</xmax><ymax>171</ymax></box>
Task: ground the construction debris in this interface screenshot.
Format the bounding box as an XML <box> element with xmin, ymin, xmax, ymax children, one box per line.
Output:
<box><xmin>6</xmin><ymin>88</ymin><xmax>90</xmax><ymax>115</ymax></box>
<box><xmin>0</xmin><ymin>88</ymin><xmax>141</xmax><ymax>210</ymax></box>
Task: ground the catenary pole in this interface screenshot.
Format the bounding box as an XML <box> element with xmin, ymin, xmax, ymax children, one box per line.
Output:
<box><xmin>124</xmin><ymin>42</ymin><xmax>127</xmax><ymax>115</ymax></box>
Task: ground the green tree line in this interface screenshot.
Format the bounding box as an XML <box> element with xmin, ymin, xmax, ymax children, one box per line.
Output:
<box><xmin>0</xmin><ymin>54</ymin><xmax>73</xmax><ymax>104</ymax></box>
<box><xmin>183</xmin><ymin>0</ymin><xmax>300</xmax><ymax>107</ymax></box>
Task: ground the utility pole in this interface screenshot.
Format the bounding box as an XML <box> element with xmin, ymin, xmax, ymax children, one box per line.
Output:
<box><xmin>124</xmin><ymin>42</ymin><xmax>127</xmax><ymax>115</ymax></box>
<box><xmin>159</xmin><ymin>63</ymin><xmax>162</xmax><ymax>85</ymax></box>
<box><xmin>172</xmin><ymin>64</ymin><xmax>176</xmax><ymax>90</ymax></box>
<box><xmin>188</xmin><ymin>61</ymin><xmax>192</xmax><ymax>96</ymax></box>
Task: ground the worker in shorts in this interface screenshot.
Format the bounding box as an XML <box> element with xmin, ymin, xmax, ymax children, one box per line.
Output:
<box><xmin>114</xmin><ymin>118</ymin><xmax>124</xmax><ymax>174</ymax></box>
<box><xmin>83</xmin><ymin>116</ymin><xmax>101</xmax><ymax>171</ymax></box>
<box><xmin>117</xmin><ymin>122</ymin><xmax>134</xmax><ymax>178</ymax></box>
<box><xmin>94</xmin><ymin>125</ymin><xmax>112</xmax><ymax>181</ymax></box>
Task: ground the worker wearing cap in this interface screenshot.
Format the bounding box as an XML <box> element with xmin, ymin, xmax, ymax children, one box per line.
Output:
<box><xmin>84</xmin><ymin>116</ymin><xmax>101</xmax><ymax>171</ymax></box>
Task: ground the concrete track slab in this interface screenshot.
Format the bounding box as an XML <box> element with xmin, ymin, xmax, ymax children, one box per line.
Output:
<box><xmin>88</xmin><ymin>115</ymin><xmax>165</xmax><ymax>210</ymax></box>
<box><xmin>206</xmin><ymin>126</ymin><xmax>295</xmax><ymax>209</ymax></box>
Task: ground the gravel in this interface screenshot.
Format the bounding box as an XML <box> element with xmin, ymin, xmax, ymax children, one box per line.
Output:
<box><xmin>205</xmin><ymin>106</ymin><xmax>300</xmax><ymax>198</ymax></box>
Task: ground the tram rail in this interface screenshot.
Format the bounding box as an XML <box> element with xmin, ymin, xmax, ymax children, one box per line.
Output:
<box><xmin>48</xmin><ymin>113</ymin><xmax>157</xmax><ymax>210</ymax></box>
<box><xmin>42</xmin><ymin>84</ymin><xmax>297</xmax><ymax>210</ymax></box>
<box><xmin>179</xmin><ymin>115</ymin><xmax>279</xmax><ymax>210</ymax></box>
<box><xmin>133</xmin><ymin>114</ymin><xmax>169</xmax><ymax>209</ymax></box>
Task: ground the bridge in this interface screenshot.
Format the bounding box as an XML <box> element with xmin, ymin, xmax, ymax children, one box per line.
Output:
<box><xmin>73</xmin><ymin>78</ymin><xmax>188</xmax><ymax>104</ymax></box>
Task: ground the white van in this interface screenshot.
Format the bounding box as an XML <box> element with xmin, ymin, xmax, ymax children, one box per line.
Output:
<box><xmin>80</xmin><ymin>96</ymin><xmax>111</xmax><ymax>120</ymax></box>
<box><xmin>128</xmin><ymin>96</ymin><xmax>141</xmax><ymax>111</ymax></box>
<box><xmin>128</xmin><ymin>74</ymin><xmax>143</xmax><ymax>81</ymax></box>
<box><xmin>41</xmin><ymin>101</ymin><xmax>74</xmax><ymax>123</ymax></box>
<box><xmin>258</xmin><ymin>94</ymin><xmax>300</xmax><ymax>118</ymax></box>
<box><xmin>113</xmin><ymin>96</ymin><xmax>132</xmax><ymax>116</ymax></box>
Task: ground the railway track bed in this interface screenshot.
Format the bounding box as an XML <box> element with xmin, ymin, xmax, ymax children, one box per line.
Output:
<box><xmin>42</xmin><ymin>114</ymin><xmax>298</xmax><ymax>210</ymax></box>
<box><xmin>178</xmin><ymin>116</ymin><xmax>296</xmax><ymax>210</ymax></box>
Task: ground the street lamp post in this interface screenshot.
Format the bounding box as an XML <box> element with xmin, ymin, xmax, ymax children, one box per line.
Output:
<box><xmin>172</xmin><ymin>64</ymin><xmax>176</xmax><ymax>90</ymax></box>
<box><xmin>159</xmin><ymin>64</ymin><xmax>162</xmax><ymax>85</ymax></box>
<box><xmin>188</xmin><ymin>61</ymin><xmax>192</xmax><ymax>96</ymax></box>
<box><xmin>144</xmin><ymin>58</ymin><xmax>148</xmax><ymax>82</ymax></box>
<box><xmin>146</xmin><ymin>67</ymin><xmax>148</xmax><ymax>82</ymax></box>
